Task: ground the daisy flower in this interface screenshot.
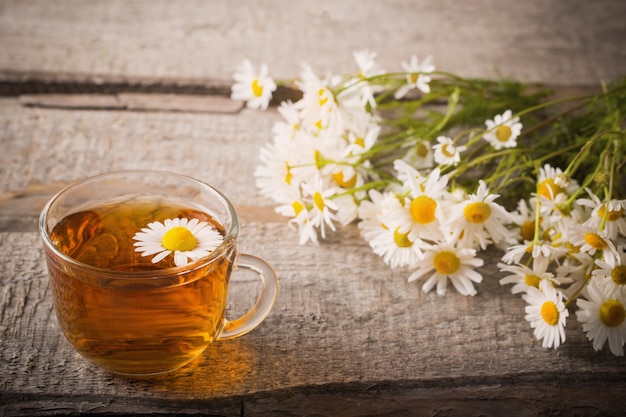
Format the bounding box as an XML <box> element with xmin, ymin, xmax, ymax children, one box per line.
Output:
<box><xmin>407</xmin><ymin>238</ymin><xmax>484</xmax><ymax>296</ymax></box>
<box><xmin>432</xmin><ymin>136</ymin><xmax>467</xmax><ymax>166</ymax></box>
<box><xmin>576</xmin><ymin>277</ymin><xmax>626</xmax><ymax>356</ymax></box>
<box><xmin>272</xmin><ymin>100</ymin><xmax>304</xmax><ymax>142</ymax></box>
<box><xmin>359</xmin><ymin>190</ymin><xmax>424</xmax><ymax>269</ymax></box>
<box><xmin>230</xmin><ymin>59</ymin><xmax>277</xmax><ymax>110</ymax></box>
<box><xmin>392</xmin><ymin>164</ymin><xmax>451</xmax><ymax>243</ymax></box>
<box><xmin>483</xmin><ymin>109</ymin><xmax>523</xmax><ymax>150</ymax></box>
<box><xmin>402</xmin><ymin>139</ymin><xmax>434</xmax><ymax>170</ymax></box>
<box><xmin>295</xmin><ymin>64</ymin><xmax>343</xmax><ymax>134</ymax></box>
<box><xmin>300</xmin><ymin>173</ymin><xmax>339</xmax><ymax>240</ymax></box>
<box><xmin>346</xmin><ymin>49</ymin><xmax>385</xmax><ymax>108</ymax></box>
<box><xmin>524</xmin><ymin>281</ymin><xmax>569</xmax><ymax>349</ymax></box>
<box><xmin>394</xmin><ymin>55</ymin><xmax>435</xmax><ymax>99</ymax></box>
<box><xmin>537</xmin><ymin>164</ymin><xmax>578</xmax><ymax>201</ymax></box>
<box><xmin>501</xmin><ymin>239</ymin><xmax>567</xmax><ymax>265</ymax></box>
<box><xmin>592</xmin><ymin>245</ymin><xmax>626</xmax><ymax>297</ymax></box>
<box><xmin>556</xmin><ymin>251</ymin><xmax>595</xmax><ymax>299</ymax></box>
<box><xmin>510</xmin><ymin>198</ymin><xmax>537</xmax><ymax>243</ymax></box>
<box><xmin>568</xmin><ymin>223</ymin><xmax>619</xmax><ymax>264</ymax></box>
<box><xmin>133</xmin><ymin>218</ymin><xmax>224</xmax><ymax>267</ymax></box>
<box><xmin>577</xmin><ymin>189</ymin><xmax>626</xmax><ymax>241</ymax></box>
<box><xmin>499</xmin><ymin>255</ymin><xmax>570</xmax><ymax>294</ymax></box>
<box><xmin>447</xmin><ymin>180</ymin><xmax>516</xmax><ymax>250</ymax></box>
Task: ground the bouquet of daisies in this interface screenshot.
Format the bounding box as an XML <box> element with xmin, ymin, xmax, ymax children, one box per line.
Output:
<box><xmin>230</xmin><ymin>51</ymin><xmax>626</xmax><ymax>355</ymax></box>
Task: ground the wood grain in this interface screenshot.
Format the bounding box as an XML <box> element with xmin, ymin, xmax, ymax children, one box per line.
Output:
<box><xmin>1</xmin><ymin>0</ymin><xmax>625</xmax><ymax>85</ymax></box>
<box><xmin>1</xmin><ymin>1</ymin><xmax>625</xmax><ymax>415</ymax></box>
<box><xmin>1</xmin><ymin>89</ymin><xmax>626</xmax><ymax>416</ymax></box>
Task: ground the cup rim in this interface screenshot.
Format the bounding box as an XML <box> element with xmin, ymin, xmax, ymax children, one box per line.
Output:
<box><xmin>39</xmin><ymin>170</ymin><xmax>239</xmax><ymax>280</ymax></box>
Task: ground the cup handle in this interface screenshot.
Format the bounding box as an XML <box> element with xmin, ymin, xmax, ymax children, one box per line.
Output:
<box><xmin>216</xmin><ymin>253</ymin><xmax>279</xmax><ymax>341</ymax></box>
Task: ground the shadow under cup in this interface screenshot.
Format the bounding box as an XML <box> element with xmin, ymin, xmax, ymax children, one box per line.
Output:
<box><xmin>39</xmin><ymin>170</ymin><xmax>278</xmax><ymax>377</ymax></box>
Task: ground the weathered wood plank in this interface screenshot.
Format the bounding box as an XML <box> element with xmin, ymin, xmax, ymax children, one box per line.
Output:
<box><xmin>2</xmin><ymin>85</ymin><xmax>626</xmax><ymax>415</ymax></box>
<box><xmin>0</xmin><ymin>0</ymin><xmax>624</xmax><ymax>85</ymax></box>
<box><xmin>0</xmin><ymin>98</ymin><xmax>279</xmax><ymax>204</ymax></box>
<box><xmin>2</xmin><ymin>227</ymin><xmax>626</xmax><ymax>415</ymax></box>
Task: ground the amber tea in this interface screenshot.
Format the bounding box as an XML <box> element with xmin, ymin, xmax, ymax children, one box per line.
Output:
<box><xmin>46</xmin><ymin>199</ymin><xmax>234</xmax><ymax>375</ymax></box>
<box><xmin>40</xmin><ymin>171</ymin><xmax>277</xmax><ymax>377</ymax></box>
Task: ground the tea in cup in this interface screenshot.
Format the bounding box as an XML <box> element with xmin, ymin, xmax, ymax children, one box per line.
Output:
<box><xmin>39</xmin><ymin>170</ymin><xmax>278</xmax><ymax>376</ymax></box>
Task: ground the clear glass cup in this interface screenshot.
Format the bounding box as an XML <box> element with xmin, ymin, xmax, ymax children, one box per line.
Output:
<box><xmin>39</xmin><ymin>170</ymin><xmax>278</xmax><ymax>377</ymax></box>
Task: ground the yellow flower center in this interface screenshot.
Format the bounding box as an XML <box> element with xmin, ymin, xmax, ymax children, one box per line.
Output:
<box><xmin>598</xmin><ymin>205</ymin><xmax>624</xmax><ymax>222</ymax></box>
<box><xmin>495</xmin><ymin>125</ymin><xmax>512</xmax><ymax>142</ymax></box>
<box><xmin>333</xmin><ymin>171</ymin><xmax>357</xmax><ymax>188</ymax></box>
<box><xmin>354</xmin><ymin>137</ymin><xmax>365</xmax><ymax>147</ymax></box>
<box><xmin>612</xmin><ymin>265</ymin><xmax>626</xmax><ymax>286</ymax></box>
<box><xmin>441</xmin><ymin>143</ymin><xmax>455</xmax><ymax>157</ymax></box>
<box><xmin>433</xmin><ymin>251</ymin><xmax>461</xmax><ymax>275</ymax></box>
<box><xmin>393</xmin><ymin>228</ymin><xmax>413</xmax><ymax>248</ymax></box>
<box><xmin>599</xmin><ymin>299</ymin><xmax>625</xmax><ymax>327</ymax></box>
<box><xmin>284</xmin><ymin>163</ymin><xmax>293</xmax><ymax>185</ymax></box>
<box><xmin>409</xmin><ymin>73</ymin><xmax>420</xmax><ymax>84</ymax></box>
<box><xmin>464</xmin><ymin>202</ymin><xmax>491</xmax><ymax>224</ymax></box>
<box><xmin>410</xmin><ymin>195</ymin><xmax>437</xmax><ymax>224</ymax></box>
<box><xmin>251</xmin><ymin>79</ymin><xmax>263</xmax><ymax>97</ymax></box>
<box><xmin>538</xmin><ymin>178</ymin><xmax>564</xmax><ymax>200</ymax></box>
<box><xmin>416</xmin><ymin>142</ymin><xmax>429</xmax><ymax>157</ymax></box>
<box><xmin>313</xmin><ymin>192</ymin><xmax>325</xmax><ymax>211</ymax></box>
<box><xmin>525</xmin><ymin>274</ymin><xmax>541</xmax><ymax>289</ymax></box>
<box><xmin>540</xmin><ymin>301</ymin><xmax>559</xmax><ymax>326</ymax></box>
<box><xmin>162</xmin><ymin>226</ymin><xmax>197</xmax><ymax>252</ymax></box>
<box><xmin>520</xmin><ymin>220</ymin><xmax>536</xmax><ymax>241</ymax></box>
<box><xmin>292</xmin><ymin>201</ymin><xmax>304</xmax><ymax>216</ymax></box>
<box><xmin>583</xmin><ymin>232</ymin><xmax>607</xmax><ymax>250</ymax></box>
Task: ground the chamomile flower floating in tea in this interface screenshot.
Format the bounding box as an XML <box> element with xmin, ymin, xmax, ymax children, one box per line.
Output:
<box><xmin>133</xmin><ymin>218</ymin><xmax>224</xmax><ymax>267</ymax></box>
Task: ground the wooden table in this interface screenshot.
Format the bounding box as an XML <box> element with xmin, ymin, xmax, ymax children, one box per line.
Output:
<box><xmin>1</xmin><ymin>1</ymin><xmax>625</xmax><ymax>415</ymax></box>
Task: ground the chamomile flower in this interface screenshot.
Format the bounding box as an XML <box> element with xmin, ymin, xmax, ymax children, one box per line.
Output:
<box><xmin>524</xmin><ymin>281</ymin><xmax>569</xmax><ymax>349</ymax></box>
<box><xmin>360</xmin><ymin>190</ymin><xmax>424</xmax><ymax>269</ymax></box>
<box><xmin>276</xmin><ymin>196</ymin><xmax>318</xmax><ymax>245</ymax></box>
<box><xmin>133</xmin><ymin>218</ymin><xmax>224</xmax><ymax>267</ymax></box>
<box><xmin>557</xmin><ymin>252</ymin><xmax>595</xmax><ymax>299</ymax></box>
<box><xmin>346</xmin><ymin>49</ymin><xmax>385</xmax><ymax>108</ymax></box>
<box><xmin>592</xmin><ymin>245</ymin><xmax>626</xmax><ymax>297</ymax></box>
<box><xmin>407</xmin><ymin>238</ymin><xmax>484</xmax><ymax>296</ymax></box>
<box><xmin>432</xmin><ymin>136</ymin><xmax>467</xmax><ymax>166</ymax></box>
<box><xmin>576</xmin><ymin>277</ymin><xmax>626</xmax><ymax>356</ymax></box>
<box><xmin>510</xmin><ymin>198</ymin><xmax>537</xmax><ymax>243</ymax></box>
<box><xmin>448</xmin><ymin>180</ymin><xmax>516</xmax><ymax>250</ymax></box>
<box><xmin>402</xmin><ymin>139</ymin><xmax>434</xmax><ymax>170</ymax></box>
<box><xmin>499</xmin><ymin>255</ymin><xmax>569</xmax><ymax>294</ymax></box>
<box><xmin>577</xmin><ymin>189</ymin><xmax>626</xmax><ymax>241</ymax></box>
<box><xmin>537</xmin><ymin>164</ymin><xmax>577</xmax><ymax>201</ymax></box>
<box><xmin>393</xmin><ymin>165</ymin><xmax>451</xmax><ymax>243</ymax></box>
<box><xmin>231</xmin><ymin>59</ymin><xmax>277</xmax><ymax>110</ymax></box>
<box><xmin>483</xmin><ymin>109</ymin><xmax>523</xmax><ymax>150</ymax></box>
<box><xmin>301</xmin><ymin>173</ymin><xmax>339</xmax><ymax>240</ymax></box>
<box><xmin>568</xmin><ymin>223</ymin><xmax>619</xmax><ymax>264</ymax></box>
<box><xmin>394</xmin><ymin>55</ymin><xmax>435</xmax><ymax>99</ymax></box>
<box><xmin>296</xmin><ymin>64</ymin><xmax>343</xmax><ymax>134</ymax></box>
<box><xmin>501</xmin><ymin>239</ymin><xmax>567</xmax><ymax>265</ymax></box>
<box><xmin>272</xmin><ymin>100</ymin><xmax>304</xmax><ymax>142</ymax></box>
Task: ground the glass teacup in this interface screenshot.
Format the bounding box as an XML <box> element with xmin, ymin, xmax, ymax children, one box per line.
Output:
<box><xmin>39</xmin><ymin>170</ymin><xmax>278</xmax><ymax>376</ymax></box>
